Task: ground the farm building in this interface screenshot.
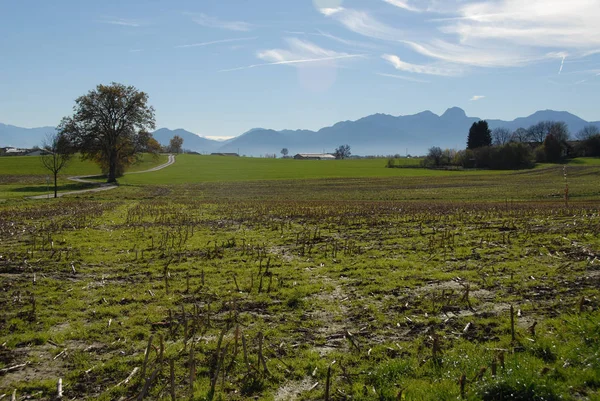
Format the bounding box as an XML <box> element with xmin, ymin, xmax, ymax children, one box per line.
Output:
<box><xmin>293</xmin><ymin>153</ymin><xmax>336</xmax><ymax>160</ymax></box>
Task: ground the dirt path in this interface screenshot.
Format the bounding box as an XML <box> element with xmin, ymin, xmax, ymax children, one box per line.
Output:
<box><xmin>28</xmin><ymin>154</ymin><xmax>175</xmax><ymax>199</ymax></box>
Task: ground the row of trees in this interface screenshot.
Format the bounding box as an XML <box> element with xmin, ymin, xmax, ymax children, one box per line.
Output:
<box><xmin>466</xmin><ymin>120</ymin><xmax>573</xmax><ymax>150</ymax></box>
<box><xmin>424</xmin><ymin>120</ymin><xmax>600</xmax><ymax>170</ymax></box>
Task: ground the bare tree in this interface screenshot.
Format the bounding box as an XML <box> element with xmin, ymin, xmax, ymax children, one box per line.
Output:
<box><xmin>527</xmin><ymin>121</ymin><xmax>552</xmax><ymax>143</ymax></box>
<box><xmin>492</xmin><ymin>127</ymin><xmax>512</xmax><ymax>146</ymax></box>
<box><xmin>510</xmin><ymin>128</ymin><xmax>528</xmax><ymax>143</ymax></box>
<box><xmin>334</xmin><ymin>144</ymin><xmax>351</xmax><ymax>159</ymax></box>
<box><xmin>576</xmin><ymin>125</ymin><xmax>600</xmax><ymax>140</ymax></box>
<box><xmin>548</xmin><ymin>121</ymin><xmax>570</xmax><ymax>142</ymax></box>
<box><xmin>40</xmin><ymin>133</ymin><xmax>73</xmax><ymax>198</ymax></box>
<box><xmin>427</xmin><ymin>146</ymin><xmax>443</xmax><ymax>166</ymax></box>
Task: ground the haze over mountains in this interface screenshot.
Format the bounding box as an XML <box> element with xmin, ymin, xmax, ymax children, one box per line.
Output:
<box><xmin>3</xmin><ymin>108</ymin><xmax>600</xmax><ymax>156</ymax></box>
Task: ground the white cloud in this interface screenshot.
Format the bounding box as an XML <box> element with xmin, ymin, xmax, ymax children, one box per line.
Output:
<box><xmin>319</xmin><ymin>7</ymin><xmax>344</xmax><ymax>16</ymax></box>
<box><xmin>320</xmin><ymin>1</ymin><xmax>600</xmax><ymax>76</ymax></box>
<box><xmin>445</xmin><ymin>0</ymin><xmax>600</xmax><ymax>49</ymax></box>
<box><xmin>257</xmin><ymin>38</ymin><xmax>364</xmax><ymax>64</ymax></box>
<box><xmin>176</xmin><ymin>37</ymin><xmax>257</xmax><ymax>49</ymax></box>
<box><xmin>382</xmin><ymin>54</ymin><xmax>461</xmax><ymax>76</ymax></box>
<box><xmin>189</xmin><ymin>13</ymin><xmax>253</xmax><ymax>31</ymax></box>
<box><xmin>382</xmin><ymin>0</ymin><xmax>422</xmax><ymax>13</ymax></box>
<box><xmin>470</xmin><ymin>95</ymin><xmax>485</xmax><ymax>101</ymax></box>
<box><xmin>402</xmin><ymin>39</ymin><xmax>551</xmax><ymax>67</ymax></box>
<box><xmin>313</xmin><ymin>30</ymin><xmax>381</xmax><ymax>50</ymax></box>
<box><xmin>377</xmin><ymin>73</ymin><xmax>429</xmax><ymax>83</ymax></box>
<box><xmin>319</xmin><ymin>7</ymin><xmax>405</xmax><ymax>41</ymax></box>
<box><xmin>99</xmin><ymin>17</ymin><xmax>142</xmax><ymax>27</ymax></box>
<box><xmin>220</xmin><ymin>38</ymin><xmax>364</xmax><ymax>72</ymax></box>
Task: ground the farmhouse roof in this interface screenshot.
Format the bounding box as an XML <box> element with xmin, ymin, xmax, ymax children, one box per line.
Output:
<box><xmin>294</xmin><ymin>153</ymin><xmax>336</xmax><ymax>160</ymax></box>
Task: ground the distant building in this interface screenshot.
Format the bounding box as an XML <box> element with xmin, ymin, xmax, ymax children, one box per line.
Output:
<box><xmin>293</xmin><ymin>153</ymin><xmax>336</xmax><ymax>160</ymax></box>
<box><xmin>210</xmin><ymin>153</ymin><xmax>239</xmax><ymax>157</ymax></box>
<box><xmin>25</xmin><ymin>149</ymin><xmax>50</xmax><ymax>156</ymax></box>
<box><xmin>2</xmin><ymin>147</ymin><xmax>28</xmax><ymax>156</ymax></box>
<box><xmin>0</xmin><ymin>147</ymin><xmax>50</xmax><ymax>156</ymax></box>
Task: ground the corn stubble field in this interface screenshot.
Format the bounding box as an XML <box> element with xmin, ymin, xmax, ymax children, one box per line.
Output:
<box><xmin>1</xmin><ymin>160</ymin><xmax>600</xmax><ymax>400</ymax></box>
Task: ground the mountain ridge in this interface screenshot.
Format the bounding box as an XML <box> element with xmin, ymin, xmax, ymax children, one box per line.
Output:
<box><xmin>2</xmin><ymin>108</ymin><xmax>599</xmax><ymax>156</ymax></box>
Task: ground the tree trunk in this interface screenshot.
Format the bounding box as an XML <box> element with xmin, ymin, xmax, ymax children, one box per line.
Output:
<box><xmin>107</xmin><ymin>151</ymin><xmax>117</xmax><ymax>183</ymax></box>
<box><xmin>54</xmin><ymin>172</ymin><xmax>58</xmax><ymax>198</ymax></box>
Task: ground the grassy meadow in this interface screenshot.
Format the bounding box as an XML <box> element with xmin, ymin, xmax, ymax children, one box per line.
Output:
<box><xmin>0</xmin><ymin>154</ymin><xmax>168</xmax><ymax>199</ymax></box>
<box><xmin>0</xmin><ymin>154</ymin><xmax>599</xmax><ymax>400</ymax></box>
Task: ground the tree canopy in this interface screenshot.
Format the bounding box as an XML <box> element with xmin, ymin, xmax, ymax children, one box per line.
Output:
<box><xmin>543</xmin><ymin>133</ymin><xmax>563</xmax><ymax>162</ymax></box>
<box><xmin>58</xmin><ymin>82</ymin><xmax>156</xmax><ymax>183</ymax></box>
<box><xmin>169</xmin><ymin>135</ymin><xmax>184</xmax><ymax>154</ymax></box>
<box><xmin>334</xmin><ymin>144</ymin><xmax>351</xmax><ymax>159</ymax></box>
<box><xmin>467</xmin><ymin>121</ymin><xmax>492</xmax><ymax>149</ymax></box>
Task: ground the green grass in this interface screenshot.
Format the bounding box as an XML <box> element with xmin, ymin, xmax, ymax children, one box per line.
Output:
<box><xmin>566</xmin><ymin>157</ymin><xmax>600</xmax><ymax>165</ymax></box>
<box><xmin>1</xmin><ymin>154</ymin><xmax>600</xmax><ymax>399</ymax></box>
<box><xmin>4</xmin><ymin>154</ymin><xmax>600</xmax><ymax>202</ymax></box>
<box><xmin>0</xmin><ymin>154</ymin><xmax>168</xmax><ymax>200</ymax></box>
<box><xmin>0</xmin><ymin>155</ymin><xmax>102</xmax><ymax>176</ymax></box>
<box><xmin>0</xmin><ymin>153</ymin><xmax>167</xmax><ymax>176</ymax></box>
<box><xmin>118</xmin><ymin>154</ymin><xmax>513</xmax><ymax>186</ymax></box>
<box><xmin>1</xmin><ymin>172</ymin><xmax>599</xmax><ymax>399</ymax></box>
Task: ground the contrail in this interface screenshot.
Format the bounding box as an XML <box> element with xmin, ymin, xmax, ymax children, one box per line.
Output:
<box><xmin>219</xmin><ymin>54</ymin><xmax>365</xmax><ymax>72</ymax></box>
<box><xmin>559</xmin><ymin>56</ymin><xmax>566</xmax><ymax>74</ymax></box>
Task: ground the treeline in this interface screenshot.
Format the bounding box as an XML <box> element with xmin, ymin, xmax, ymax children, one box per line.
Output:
<box><xmin>419</xmin><ymin>120</ymin><xmax>600</xmax><ymax>170</ymax></box>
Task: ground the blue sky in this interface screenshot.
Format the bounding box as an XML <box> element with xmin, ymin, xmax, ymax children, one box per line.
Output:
<box><xmin>1</xmin><ymin>0</ymin><xmax>600</xmax><ymax>140</ymax></box>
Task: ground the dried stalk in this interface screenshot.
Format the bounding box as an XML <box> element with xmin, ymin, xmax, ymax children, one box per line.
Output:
<box><xmin>140</xmin><ymin>335</ymin><xmax>154</xmax><ymax>383</ymax></box>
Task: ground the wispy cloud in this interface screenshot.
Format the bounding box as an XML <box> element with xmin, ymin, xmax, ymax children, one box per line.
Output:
<box><xmin>318</xmin><ymin>7</ymin><xmax>404</xmax><ymax>42</ymax></box>
<box><xmin>401</xmin><ymin>39</ymin><xmax>551</xmax><ymax>68</ymax></box>
<box><xmin>470</xmin><ymin>95</ymin><xmax>485</xmax><ymax>101</ymax></box>
<box><xmin>320</xmin><ymin>1</ymin><xmax>600</xmax><ymax>77</ymax></box>
<box><xmin>313</xmin><ymin>30</ymin><xmax>381</xmax><ymax>50</ymax></box>
<box><xmin>382</xmin><ymin>0</ymin><xmax>422</xmax><ymax>13</ymax></box>
<box><xmin>188</xmin><ymin>13</ymin><xmax>253</xmax><ymax>31</ymax></box>
<box><xmin>382</xmin><ymin>54</ymin><xmax>461</xmax><ymax>76</ymax></box>
<box><xmin>129</xmin><ymin>49</ymin><xmax>144</xmax><ymax>53</ymax></box>
<box><xmin>440</xmin><ymin>0</ymin><xmax>600</xmax><ymax>49</ymax></box>
<box><xmin>377</xmin><ymin>73</ymin><xmax>429</xmax><ymax>83</ymax></box>
<box><xmin>176</xmin><ymin>37</ymin><xmax>257</xmax><ymax>49</ymax></box>
<box><xmin>99</xmin><ymin>17</ymin><xmax>142</xmax><ymax>27</ymax></box>
<box><xmin>220</xmin><ymin>38</ymin><xmax>364</xmax><ymax>72</ymax></box>
<box><xmin>220</xmin><ymin>55</ymin><xmax>363</xmax><ymax>72</ymax></box>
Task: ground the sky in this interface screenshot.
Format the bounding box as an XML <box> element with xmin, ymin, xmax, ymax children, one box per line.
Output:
<box><xmin>1</xmin><ymin>0</ymin><xmax>600</xmax><ymax>140</ymax></box>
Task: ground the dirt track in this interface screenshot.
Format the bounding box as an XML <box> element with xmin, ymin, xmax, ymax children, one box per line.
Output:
<box><xmin>28</xmin><ymin>154</ymin><xmax>175</xmax><ymax>199</ymax></box>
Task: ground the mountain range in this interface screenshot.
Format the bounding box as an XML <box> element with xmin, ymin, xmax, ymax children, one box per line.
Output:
<box><xmin>3</xmin><ymin>108</ymin><xmax>599</xmax><ymax>156</ymax></box>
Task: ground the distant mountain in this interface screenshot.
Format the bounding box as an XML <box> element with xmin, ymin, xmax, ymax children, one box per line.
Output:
<box><xmin>152</xmin><ymin>128</ymin><xmax>221</xmax><ymax>154</ymax></box>
<box><xmin>220</xmin><ymin>108</ymin><xmax>599</xmax><ymax>156</ymax></box>
<box><xmin>0</xmin><ymin>123</ymin><xmax>56</xmax><ymax>148</ymax></box>
<box><xmin>3</xmin><ymin>108</ymin><xmax>600</xmax><ymax>156</ymax></box>
<box><xmin>487</xmin><ymin>110</ymin><xmax>591</xmax><ymax>133</ymax></box>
